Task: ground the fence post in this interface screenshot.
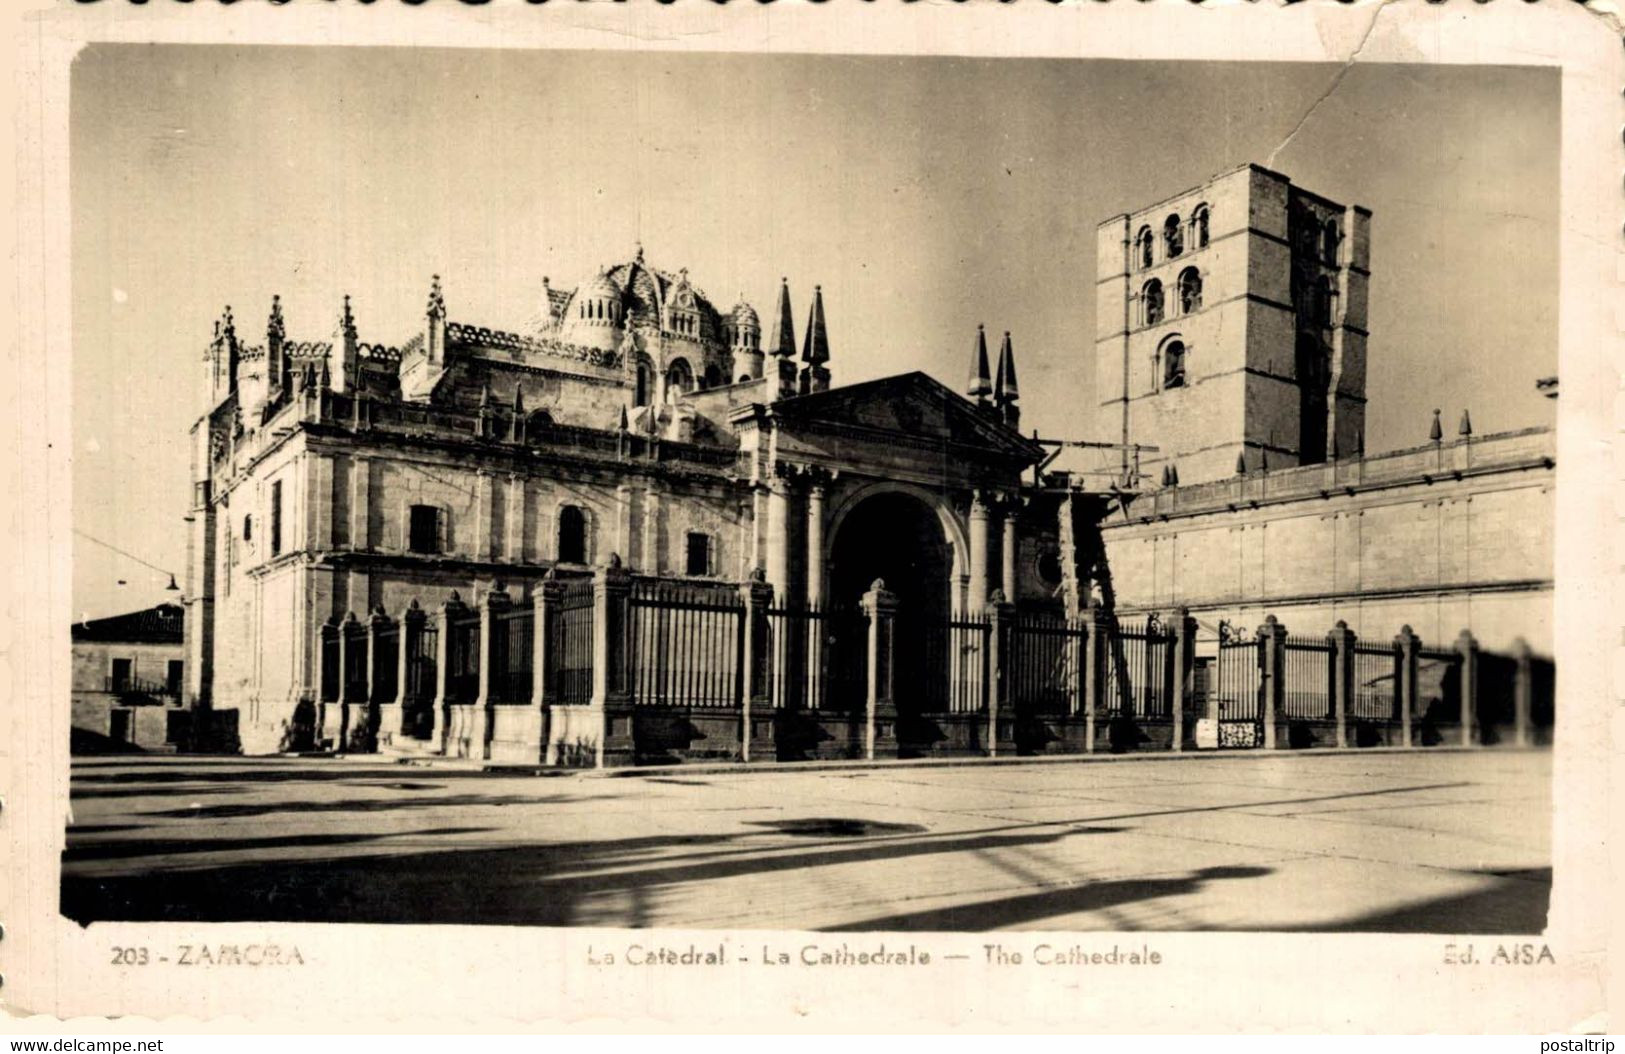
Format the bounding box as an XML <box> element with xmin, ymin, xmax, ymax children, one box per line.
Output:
<box><xmin>1084</xmin><ymin>608</ymin><xmax>1106</xmax><ymax>753</ymax></box>
<box><xmin>1330</xmin><ymin>620</ymin><xmax>1356</xmax><ymax>749</ymax></box>
<box><xmin>364</xmin><ymin>607</ymin><xmax>391</xmax><ymax>753</ymax></box>
<box><xmin>986</xmin><ymin>591</ymin><xmax>1016</xmax><ymax>758</ymax></box>
<box><xmin>315</xmin><ymin>617</ymin><xmax>339</xmax><ymax>749</ymax></box>
<box><xmin>433</xmin><ymin>593</ymin><xmax>464</xmax><ymax>756</ymax></box>
<box><xmin>395</xmin><ymin>600</ymin><xmax>423</xmax><ymax>742</ymax></box>
<box><xmin>740</xmin><ymin>571</ymin><xmax>775</xmax><ymax>763</ymax></box>
<box><xmin>335</xmin><ymin>611</ymin><xmax>361</xmax><ymax>750</ymax></box>
<box><xmin>532</xmin><ymin>571</ymin><xmax>565</xmax><ymax>762</ymax></box>
<box><xmin>470</xmin><ymin>586</ymin><xmax>510</xmax><ymax>762</ymax></box>
<box><xmin>1394</xmin><ymin>625</ymin><xmax>1418</xmax><ymax>748</ymax></box>
<box><xmin>861</xmin><ymin>579</ymin><xmax>899</xmax><ymax>760</ymax></box>
<box><xmin>1455</xmin><ymin>629</ymin><xmax>1479</xmax><ymax>747</ymax></box>
<box><xmin>1512</xmin><ymin>636</ymin><xmax>1533</xmax><ymax>748</ymax></box>
<box><xmin>592</xmin><ymin>554</ymin><xmax>634</xmax><ymax>767</ymax></box>
<box><xmin>1171</xmin><ymin>608</ymin><xmax>1196</xmax><ymax>752</ymax></box>
<box><xmin>1259</xmin><ymin>615</ymin><xmax>1286</xmax><ymax>750</ymax></box>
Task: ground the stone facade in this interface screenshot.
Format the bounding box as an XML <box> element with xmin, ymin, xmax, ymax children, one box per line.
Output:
<box><xmin>70</xmin><ymin>604</ymin><xmax>187</xmax><ymax>752</ymax></box>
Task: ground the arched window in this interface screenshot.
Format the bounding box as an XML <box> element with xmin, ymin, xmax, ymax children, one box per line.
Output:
<box><xmin>1160</xmin><ymin>338</ymin><xmax>1187</xmax><ymax>390</ymax></box>
<box><xmin>1177</xmin><ymin>267</ymin><xmax>1203</xmax><ymax>314</ymax></box>
<box><xmin>703</xmin><ymin>365</ymin><xmax>723</xmax><ymax>390</ymax></box>
<box><xmin>738</xmin><ymin>373</ymin><xmax>751</xmax><ymax>384</ymax></box>
<box><xmin>243</xmin><ymin>514</ymin><xmax>253</xmax><ymax>542</ymax></box>
<box><xmin>1141</xmin><ymin>279</ymin><xmax>1164</xmax><ymax>327</ymax></box>
<box><xmin>557</xmin><ymin>505</ymin><xmax>587</xmax><ymax>565</ymax></box>
<box><xmin>1136</xmin><ymin>226</ymin><xmax>1155</xmax><ymax>270</ymax></box>
<box><xmin>1163</xmin><ymin>214</ymin><xmax>1184</xmax><ymax>258</ymax></box>
<box><xmin>1190</xmin><ymin>204</ymin><xmax>1210</xmax><ymax>250</ymax></box>
<box><xmin>633</xmin><ymin>356</ymin><xmax>653</xmax><ymax>408</ymax></box>
<box><xmin>1296</xmin><ymin>334</ymin><xmax>1329</xmax><ymax>466</ymax></box>
<box><xmin>1320</xmin><ymin>220</ymin><xmax>1340</xmax><ymax>266</ymax></box>
<box><xmin>665</xmin><ymin>359</ymin><xmax>694</xmax><ymax>401</ymax></box>
<box><xmin>1315</xmin><ymin>276</ymin><xmax>1334</xmax><ymax>329</ymax></box>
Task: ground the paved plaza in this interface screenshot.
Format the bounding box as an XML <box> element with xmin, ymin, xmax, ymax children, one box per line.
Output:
<box><xmin>62</xmin><ymin>749</ymin><xmax>1550</xmax><ymax>932</ymax></box>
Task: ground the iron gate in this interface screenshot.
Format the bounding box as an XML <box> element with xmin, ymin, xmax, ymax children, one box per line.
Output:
<box><xmin>1214</xmin><ymin>626</ymin><xmax>1263</xmax><ymax>748</ymax></box>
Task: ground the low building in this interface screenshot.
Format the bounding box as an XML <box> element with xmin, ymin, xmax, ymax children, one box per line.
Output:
<box><xmin>70</xmin><ymin>603</ymin><xmax>187</xmax><ymax>753</ymax></box>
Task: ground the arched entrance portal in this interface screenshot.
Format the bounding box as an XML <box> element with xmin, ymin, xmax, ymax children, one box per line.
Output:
<box><xmin>828</xmin><ymin>491</ymin><xmax>952</xmax><ymax>622</ymax></box>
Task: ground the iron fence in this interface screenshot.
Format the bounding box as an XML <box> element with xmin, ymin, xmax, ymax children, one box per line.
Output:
<box><xmin>551</xmin><ymin>580</ymin><xmax>595</xmax><ymax>706</ymax></box>
<box><xmin>628</xmin><ymin>580</ymin><xmax>744</xmax><ymax>708</ymax></box>
<box><xmin>372</xmin><ymin>624</ymin><xmax>400</xmax><ymax>704</ymax></box>
<box><xmin>319</xmin><ymin>625</ymin><xmax>340</xmax><ymax>703</ymax></box>
<box><xmin>1007</xmin><ymin>614</ymin><xmax>1084</xmax><ymax>716</ymax></box>
<box><xmin>1101</xmin><ymin>617</ymin><xmax>1175</xmax><ymax>716</ymax></box>
<box><xmin>766</xmin><ymin>605</ymin><xmax>869</xmax><ymax>711</ymax></box>
<box><xmin>1350</xmin><ymin>642</ymin><xmax>1400</xmax><ymax>720</ymax></box>
<box><xmin>491</xmin><ymin>604</ymin><xmax>535</xmax><ymax>704</ymax></box>
<box><xmin>1416</xmin><ymin>646</ymin><xmax>1464</xmax><ymax>726</ymax></box>
<box><xmin>446</xmin><ymin>610</ymin><xmax>481</xmax><ymax>704</ymax></box>
<box><xmin>916</xmin><ymin>613</ymin><xmax>992</xmax><ymax>713</ymax></box>
<box><xmin>1281</xmin><ymin>634</ymin><xmax>1334</xmax><ymax>720</ymax></box>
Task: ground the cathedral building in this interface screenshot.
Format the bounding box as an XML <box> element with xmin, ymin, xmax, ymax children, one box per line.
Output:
<box><xmin>181</xmin><ymin>164</ymin><xmax>1553</xmax><ymax>759</ymax></box>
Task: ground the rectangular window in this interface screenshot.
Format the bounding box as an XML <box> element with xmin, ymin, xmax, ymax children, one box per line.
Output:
<box><xmin>166</xmin><ymin>659</ymin><xmax>184</xmax><ymax>696</ymax></box>
<box><xmin>409</xmin><ymin>504</ymin><xmax>441</xmax><ymax>555</ymax></box>
<box><xmin>270</xmin><ymin>480</ymin><xmax>283</xmax><ymax>556</ymax></box>
<box><xmin>685</xmin><ymin>532</ymin><xmax>712</xmax><ymax>577</ymax></box>
<box><xmin>109</xmin><ymin>657</ymin><xmax>132</xmax><ymax>692</ymax></box>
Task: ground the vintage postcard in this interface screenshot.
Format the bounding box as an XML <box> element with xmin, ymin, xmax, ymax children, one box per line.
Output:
<box><xmin>3</xmin><ymin>0</ymin><xmax>1619</xmax><ymax>1033</ymax></box>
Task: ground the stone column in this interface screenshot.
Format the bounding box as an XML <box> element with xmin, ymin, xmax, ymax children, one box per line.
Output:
<box><xmin>1329</xmin><ymin>620</ymin><xmax>1357</xmax><ymax>749</ymax></box>
<box><xmin>1084</xmin><ymin>608</ymin><xmax>1106</xmax><ymax>753</ymax></box>
<box><xmin>1171</xmin><ymin>608</ymin><xmax>1196</xmax><ymax>752</ymax></box>
<box><xmin>861</xmin><ymin>579</ymin><xmax>899</xmax><ymax>760</ymax></box>
<box><xmin>1395</xmin><ymin>625</ymin><xmax>1419</xmax><ymax>748</ymax></box>
<box><xmin>765</xmin><ymin>475</ymin><xmax>793</xmax><ymax>599</ymax></box>
<box><xmin>1001</xmin><ymin>504</ymin><xmax>1019</xmax><ymax>607</ymax></box>
<box><xmin>805</xmin><ymin>474</ymin><xmax>828</xmax><ymax>710</ymax></box>
<box><xmin>615</xmin><ymin>484</ymin><xmax>634</xmax><ymax>566</ymax></box>
<box><xmin>504</xmin><ymin>474</ymin><xmax>525</xmax><ymax>563</ymax></box>
<box><xmin>986</xmin><ymin>593</ymin><xmax>1016</xmax><ymax>758</ymax></box>
<box><xmin>1259</xmin><ymin>615</ymin><xmax>1287</xmax><ymax>750</ymax></box>
<box><xmin>1455</xmin><ymin>629</ymin><xmax>1479</xmax><ymax>747</ymax></box>
<box><xmin>591</xmin><ymin>555</ymin><xmax>635</xmax><ymax>767</ymax></box>
<box><xmin>740</xmin><ymin>572</ymin><xmax>775</xmax><ymax>762</ymax></box>
<box><xmin>432</xmin><ymin>594</ymin><xmax>464</xmax><ymax>755</ymax></box>
<box><xmin>394</xmin><ymin>600</ymin><xmax>423</xmax><ymax>741</ymax></box>
<box><xmin>1512</xmin><ymin>636</ymin><xmax>1533</xmax><ymax>748</ymax></box>
<box><xmin>470</xmin><ymin>587</ymin><xmax>511</xmax><ymax>761</ymax></box>
<box><xmin>475</xmin><ymin>471</ymin><xmax>495</xmax><ymax>562</ymax></box>
<box><xmin>968</xmin><ymin>491</ymin><xmax>990</xmax><ymax>613</ymax></box>
<box><xmin>334</xmin><ymin>611</ymin><xmax>361</xmax><ymax>750</ymax></box>
<box><xmin>350</xmin><ymin>455</ymin><xmax>370</xmax><ymax>550</ymax></box>
<box><xmin>364</xmin><ymin>607</ymin><xmax>391</xmax><ymax>752</ymax></box>
<box><xmin>642</xmin><ymin>481</ymin><xmax>662</xmax><ymax>574</ymax></box>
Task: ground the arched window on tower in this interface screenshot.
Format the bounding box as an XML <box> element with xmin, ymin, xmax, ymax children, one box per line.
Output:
<box><xmin>1141</xmin><ymin>279</ymin><xmax>1165</xmax><ymax>327</ymax></box>
<box><xmin>1296</xmin><ymin>334</ymin><xmax>1329</xmax><ymax>466</ymax></box>
<box><xmin>557</xmin><ymin>505</ymin><xmax>588</xmax><ymax>565</ymax></box>
<box><xmin>1163</xmin><ymin>214</ymin><xmax>1184</xmax><ymax>258</ymax></box>
<box><xmin>634</xmin><ymin>356</ymin><xmax>653</xmax><ymax>408</ymax></box>
<box><xmin>1136</xmin><ymin>226</ymin><xmax>1155</xmax><ymax>271</ymax></box>
<box><xmin>1177</xmin><ymin>267</ymin><xmax>1203</xmax><ymax>314</ymax></box>
<box><xmin>1160</xmin><ymin>338</ymin><xmax>1187</xmax><ymax>390</ymax></box>
<box><xmin>1320</xmin><ymin>220</ymin><xmax>1341</xmax><ymax>267</ymax></box>
<box><xmin>1315</xmin><ymin>276</ymin><xmax>1334</xmax><ymax>329</ymax></box>
<box><xmin>665</xmin><ymin>359</ymin><xmax>694</xmax><ymax>402</ymax></box>
<box><xmin>1190</xmin><ymin>204</ymin><xmax>1210</xmax><ymax>250</ymax></box>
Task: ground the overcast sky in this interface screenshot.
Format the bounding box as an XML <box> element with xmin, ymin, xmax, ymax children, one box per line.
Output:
<box><xmin>71</xmin><ymin>46</ymin><xmax>1558</xmax><ymax>619</ymax></box>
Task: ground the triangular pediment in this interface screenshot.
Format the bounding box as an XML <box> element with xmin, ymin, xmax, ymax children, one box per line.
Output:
<box><xmin>770</xmin><ymin>371</ymin><xmax>1042</xmax><ymax>464</ymax></box>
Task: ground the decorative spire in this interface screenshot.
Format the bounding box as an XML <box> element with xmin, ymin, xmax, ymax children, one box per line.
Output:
<box><xmin>267</xmin><ymin>294</ymin><xmax>285</xmax><ymax>342</ymax></box>
<box><xmin>479</xmin><ymin>376</ymin><xmax>492</xmax><ymax>410</ymax></box>
<box><xmin>618</xmin><ymin>404</ymin><xmax>630</xmax><ymax>432</ymax></box>
<box><xmin>513</xmin><ymin>385</ymin><xmax>525</xmax><ymax>415</ymax></box>
<box><xmin>317</xmin><ymin>357</ymin><xmax>331</xmax><ymax>389</ymax></box>
<box><xmin>994</xmin><ymin>331</ymin><xmax>1019</xmax><ymax>404</ymax></box>
<box><xmin>635</xmin><ymin>241</ymin><xmax>645</xmax><ymax>264</ymax></box>
<box><xmin>338</xmin><ymin>293</ymin><xmax>356</xmax><ymax>340</ymax></box>
<box><xmin>1236</xmin><ymin>451</ymin><xmax>1248</xmax><ymax>476</ymax></box>
<box><xmin>771</xmin><ymin>277</ymin><xmax>796</xmax><ymax>358</ymax></box>
<box><xmin>967</xmin><ymin>324</ymin><xmax>992</xmax><ymax>402</ymax></box>
<box><xmin>1429</xmin><ymin>408</ymin><xmax>1443</xmax><ymax>443</ymax></box>
<box><xmin>802</xmin><ymin>285</ymin><xmax>829</xmax><ymax>365</ymax></box>
<box><xmin>221</xmin><ymin>305</ymin><xmax>236</xmax><ymax>343</ymax></box>
<box><xmin>427</xmin><ymin>274</ymin><xmax>445</xmax><ymax>320</ymax></box>
<box><xmin>1458</xmin><ymin>409</ymin><xmax>1473</xmax><ymax>437</ymax></box>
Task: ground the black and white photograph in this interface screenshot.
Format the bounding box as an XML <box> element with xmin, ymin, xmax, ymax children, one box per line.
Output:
<box><xmin>6</xmin><ymin>0</ymin><xmax>1618</xmax><ymax>1035</ymax></box>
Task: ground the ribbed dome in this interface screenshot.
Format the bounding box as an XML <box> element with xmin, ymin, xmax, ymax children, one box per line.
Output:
<box><xmin>730</xmin><ymin>301</ymin><xmax>760</xmax><ymax>329</ymax></box>
<box><xmin>559</xmin><ymin>270</ymin><xmax>626</xmax><ymax>353</ymax></box>
<box><xmin>580</xmin><ymin>271</ymin><xmax>621</xmax><ymax>302</ymax></box>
